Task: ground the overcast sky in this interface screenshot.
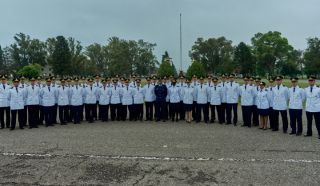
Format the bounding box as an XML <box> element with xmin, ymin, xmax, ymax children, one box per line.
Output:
<box><xmin>1</xmin><ymin>0</ymin><xmax>319</xmax><ymax>70</ymax></box>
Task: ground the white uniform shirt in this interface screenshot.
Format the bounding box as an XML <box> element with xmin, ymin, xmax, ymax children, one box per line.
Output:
<box><xmin>257</xmin><ymin>88</ymin><xmax>270</xmax><ymax>109</ymax></box>
<box><xmin>84</xmin><ymin>85</ymin><xmax>98</xmax><ymax>104</ymax></box>
<box><xmin>57</xmin><ymin>85</ymin><xmax>70</xmax><ymax>106</ymax></box>
<box><xmin>195</xmin><ymin>84</ymin><xmax>208</xmax><ymax>104</ymax></box>
<box><xmin>305</xmin><ymin>86</ymin><xmax>320</xmax><ymax>112</ymax></box>
<box><xmin>98</xmin><ymin>85</ymin><xmax>111</xmax><ymax>105</ymax></box>
<box><xmin>226</xmin><ymin>81</ymin><xmax>239</xmax><ymax>104</ymax></box>
<box><xmin>25</xmin><ymin>84</ymin><xmax>40</xmax><ymax>105</ymax></box>
<box><xmin>70</xmin><ymin>85</ymin><xmax>84</xmax><ymax>106</ymax></box>
<box><xmin>133</xmin><ymin>85</ymin><xmax>145</xmax><ymax>104</ymax></box>
<box><xmin>181</xmin><ymin>85</ymin><xmax>195</xmax><ymax>105</ymax></box>
<box><xmin>110</xmin><ymin>85</ymin><xmax>121</xmax><ymax>104</ymax></box>
<box><xmin>168</xmin><ymin>85</ymin><xmax>181</xmax><ymax>103</ymax></box>
<box><xmin>272</xmin><ymin>85</ymin><xmax>288</xmax><ymax>111</ymax></box>
<box><xmin>0</xmin><ymin>83</ymin><xmax>11</xmax><ymax>107</ymax></box>
<box><xmin>143</xmin><ymin>83</ymin><xmax>155</xmax><ymax>102</ymax></box>
<box><xmin>8</xmin><ymin>86</ymin><xmax>25</xmax><ymax>110</ymax></box>
<box><xmin>239</xmin><ymin>84</ymin><xmax>255</xmax><ymax>106</ymax></box>
<box><xmin>288</xmin><ymin>86</ymin><xmax>305</xmax><ymax>110</ymax></box>
<box><xmin>40</xmin><ymin>85</ymin><xmax>57</xmax><ymax>107</ymax></box>
<box><xmin>120</xmin><ymin>86</ymin><xmax>134</xmax><ymax>105</ymax></box>
<box><xmin>219</xmin><ymin>82</ymin><xmax>227</xmax><ymax>103</ymax></box>
<box><xmin>209</xmin><ymin>84</ymin><xmax>222</xmax><ymax>105</ymax></box>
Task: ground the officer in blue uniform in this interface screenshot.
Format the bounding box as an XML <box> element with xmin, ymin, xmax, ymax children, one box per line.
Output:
<box><xmin>154</xmin><ymin>77</ymin><xmax>168</xmax><ymax>122</ymax></box>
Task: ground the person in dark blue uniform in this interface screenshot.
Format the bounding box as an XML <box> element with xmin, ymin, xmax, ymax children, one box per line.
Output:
<box><xmin>154</xmin><ymin>77</ymin><xmax>168</xmax><ymax>122</ymax></box>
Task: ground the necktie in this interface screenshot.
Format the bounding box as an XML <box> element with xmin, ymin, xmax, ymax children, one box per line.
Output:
<box><xmin>270</xmin><ymin>87</ymin><xmax>272</xmax><ymax>91</ymax></box>
<box><xmin>32</xmin><ymin>86</ymin><xmax>34</xmax><ymax>90</ymax></box>
<box><xmin>127</xmin><ymin>87</ymin><xmax>128</xmax><ymax>91</ymax></box>
<box><xmin>148</xmin><ymin>84</ymin><xmax>150</xmax><ymax>88</ymax></box>
<box><xmin>311</xmin><ymin>86</ymin><xmax>313</xmax><ymax>93</ymax></box>
<box><xmin>138</xmin><ymin>87</ymin><xmax>139</xmax><ymax>91</ymax></box>
<box><xmin>231</xmin><ymin>82</ymin><xmax>233</xmax><ymax>87</ymax></box>
<box><xmin>104</xmin><ymin>86</ymin><xmax>105</xmax><ymax>90</ymax></box>
<box><xmin>90</xmin><ymin>86</ymin><xmax>92</xmax><ymax>91</ymax></box>
<box><xmin>63</xmin><ymin>86</ymin><xmax>64</xmax><ymax>90</ymax></box>
<box><xmin>223</xmin><ymin>83</ymin><xmax>224</xmax><ymax>87</ymax></box>
<box><xmin>48</xmin><ymin>86</ymin><xmax>50</xmax><ymax>92</ymax></box>
<box><xmin>293</xmin><ymin>87</ymin><xmax>295</xmax><ymax>93</ymax></box>
<box><xmin>277</xmin><ymin>85</ymin><xmax>280</xmax><ymax>90</ymax></box>
<box><xmin>245</xmin><ymin>85</ymin><xmax>247</xmax><ymax>90</ymax></box>
<box><xmin>3</xmin><ymin>84</ymin><xmax>5</xmax><ymax>89</ymax></box>
<box><xmin>201</xmin><ymin>85</ymin><xmax>202</xmax><ymax>89</ymax></box>
<box><xmin>214</xmin><ymin>86</ymin><xmax>216</xmax><ymax>91</ymax></box>
<box><xmin>16</xmin><ymin>87</ymin><xmax>18</xmax><ymax>93</ymax></box>
<box><xmin>76</xmin><ymin>85</ymin><xmax>78</xmax><ymax>90</ymax></box>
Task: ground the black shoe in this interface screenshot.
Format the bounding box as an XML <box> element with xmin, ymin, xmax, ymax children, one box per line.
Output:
<box><xmin>272</xmin><ymin>129</ymin><xmax>279</xmax><ymax>131</ymax></box>
<box><xmin>10</xmin><ymin>128</ymin><xmax>15</xmax><ymax>131</ymax></box>
<box><xmin>304</xmin><ymin>134</ymin><xmax>312</xmax><ymax>137</ymax></box>
<box><xmin>20</xmin><ymin>127</ymin><xmax>24</xmax><ymax>130</ymax></box>
<box><xmin>241</xmin><ymin>125</ymin><xmax>247</xmax><ymax>127</ymax></box>
<box><xmin>162</xmin><ymin>120</ymin><xmax>166</xmax><ymax>122</ymax></box>
<box><xmin>296</xmin><ymin>133</ymin><xmax>302</xmax><ymax>136</ymax></box>
<box><xmin>289</xmin><ymin>132</ymin><xmax>296</xmax><ymax>135</ymax></box>
<box><xmin>28</xmin><ymin>126</ymin><xmax>33</xmax><ymax>129</ymax></box>
<box><xmin>283</xmin><ymin>130</ymin><xmax>287</xmax><ymax>134</ymax></box>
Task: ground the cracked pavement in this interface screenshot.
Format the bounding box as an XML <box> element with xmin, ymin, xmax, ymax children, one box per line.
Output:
<box><xmin>0</xmin><ymin>113</ymin><xmax>320</xmax><ymax>185</ymax></box>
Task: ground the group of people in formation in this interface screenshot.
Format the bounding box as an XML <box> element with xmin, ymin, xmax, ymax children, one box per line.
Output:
<box><xmin>0</xmin><ymin>73</ymin><xmax>319</xmax><ymax>139</ymax></box>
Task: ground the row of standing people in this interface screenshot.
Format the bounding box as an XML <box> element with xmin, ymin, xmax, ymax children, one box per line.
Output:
<box><xmin>0</xmin><ymin>74</ymin><xmax>319</xmax><ymax>139</ymax></box>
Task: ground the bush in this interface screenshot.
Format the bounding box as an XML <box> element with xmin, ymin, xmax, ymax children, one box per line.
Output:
<box><xmin>17</xmin><ymin>63</ymin><xmax>42</xmax><ymax>78</ymax></box>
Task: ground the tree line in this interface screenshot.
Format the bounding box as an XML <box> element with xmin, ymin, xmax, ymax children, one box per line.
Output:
<box><xmin>0</xmin><ymin>31</ymin><xmax>320</xmax><ymax>78</ymax></box>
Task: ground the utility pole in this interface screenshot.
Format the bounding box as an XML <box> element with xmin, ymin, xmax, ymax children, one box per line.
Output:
<box><xmin>179</xmin><ymin>13</ymin><xmax>183</xmax><ymax>75</ymax></box>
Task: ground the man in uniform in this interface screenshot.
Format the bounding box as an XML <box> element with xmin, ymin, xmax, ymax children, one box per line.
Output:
<box><xmin>272</xmin><ymin>76</ymin><xmax>289</xmax><ymax>133</ymax></box>
<box><xmin>97</xmin><ymin>79</ymin><xmax>111</xmax><ymax>122</ymax></box>
<box><xmin>57</xmin><ymin>79</ymin><xmax>70</xmax><ymax>125</ymax></box>
<box><xmin>120</xmin><ymin>79</ymin><xmax>134</xmax><ymax>121</ymax></box>
<box><xmin>70</xmin><ymin>78</ymin><xmax>84</xmax><ymax>124</ymax></box>
<box><xmin>25</xmin><ymin>77</ymin><xmax>40</xmax><ymax>128</ymax></box>
<box><xmin>133</xmin><ymin>79</ymin><xmax>145</xmax><ymax>121</ymax></box>
<box><xmin>252</xmin><ymin>77</ymin><xmax>261</xmax><ymax>126</ymax></box>
<box><xmin>219</xmin><ymin>74</ymin><xmax>227</xmax><ymax>124</ymax></box>
<box><xmin>154</xmin><ymin>77</ymin><xmax>168</xmax><ymax>122</ymax></box>
<box><xmin>144</xmin><ymin>77</ymin><xmax>155</xmax><ymax>121</ymax></box>
<box><xmin>195</xmin><ymin>77</ymin><xmax>209</xmax><ymax>123</ymax></box>
<box><xmin>40</xmin><ymin>78</ymin><xmax>56</xmax><ymax>127</ymax></box>
<box><xmin>267</xmin><ymin>77</ymin><xmax>275</xmax><ymax>130</ymax></box>
<box><xmin>209</xmin><ymin>77</ymin><xmax>222</xmax><ymax>123</ymax></box>
<box><xmin>50</xmin><ymin>76</ymin><xmax>58</xmax><ymax>124</ymax></box>
<box><xmin>168</xmin><ymin>78</ymin><xmax>181</xmax><ymax>122</ymax></box>
<box><xmin>239</xmin><ymin>76</ymin><xmax>255</xmax><ymax>127</ymax></box>
<box><xmin>84</xmin><ymin>78</ymin><xmax>98</xmax><ymax>123</ymax></box>
<box><xmin>226</xmin><ymin>74</ymin><xmax>240</xmax><ymax>126</ymax></box>
<box><xmin>0</xmin><ymin>75</ymin><xmax>11</xmax><ymax>129</ymax></box>
<box><xmin>191</xmin><ymin>75</ymin><xmax>199</xmax><ymax>120</ymax></box>
<box><xmin>304</xmin><ymin>75</ymin><xmax>320</xmax><ymax>139</ymax></box>
<box><xmin>9</xmin><ymin>78</ymin><xmax>25</xmax><ymax>130</ymax></box>
<box><xmin>110</xmin><ymin>79</ymin><xmax>121</xmax><ymax>121</ymax></box>
<box><xmin>288</xmin><ymin>77</ymin><xmax>305</xmax><ymax>136</ymax></box>
<box><xmin>178</xmin><ymin>75</ymin><xmax>186</xmax><ymax>120</ymax></box>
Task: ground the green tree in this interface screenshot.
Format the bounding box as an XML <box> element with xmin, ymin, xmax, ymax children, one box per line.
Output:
<box><xmin>17</xmin><ymin>63</ymin><xmax>42</xmax><ymax>78</ymax></box>
<box><xmin>234</xmin><ymin>42</ymin><xmax>255</xmax><ymax>75</ymax></box>
<box><xmin>68</xmin><ymin>37</ymin><xmax>86</xmax><ymax>76</ymax></box>
<box><xmin>10</xmin><ymin>33</ymin><xmax>47</xmax><ymax>70</ymax></box>
<box><xmin>85</xmin><ymin>43</ymin><xmax>108</xmax><ymax>75</ymax></box>
<box><xmin>251</xmin><ymin>31</ymin><xmax>295</xmax><ymax>76</ymax></box>
<box><xmin>186</xmin><ymin>60</ymin><xmax>206</xmax><ymax>79</ymax></box>
<box><xmin>304</xmin><ymin>37</ymin><xmax>320</xmax><ymax>76</ymax></box>
<box><xmin>158</xmin><ymin>58</ymin><xmax>175</xmax><ymax>77</ymax></box>
<box><xmin>189</xmin><ymin>37</ymin><xmax>234</xmax><ymax>74</ymax></box>
<box><xmin>49</xmin><ymin>36</ymin><xmax>72</xmax><ymax>76</ymax></box>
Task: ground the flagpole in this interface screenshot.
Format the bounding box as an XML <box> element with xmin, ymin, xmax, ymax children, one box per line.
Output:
<box><xmin>179</xmin><ymin>13</ymin><xmax>182</xmax><ymax>73</ymax></box>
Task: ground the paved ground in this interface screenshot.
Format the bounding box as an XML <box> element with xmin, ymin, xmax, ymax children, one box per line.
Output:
<box><xmin>0</xmin><ymin>114</ymin><xmax>320</xmax><ymax>185</ymax></box>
